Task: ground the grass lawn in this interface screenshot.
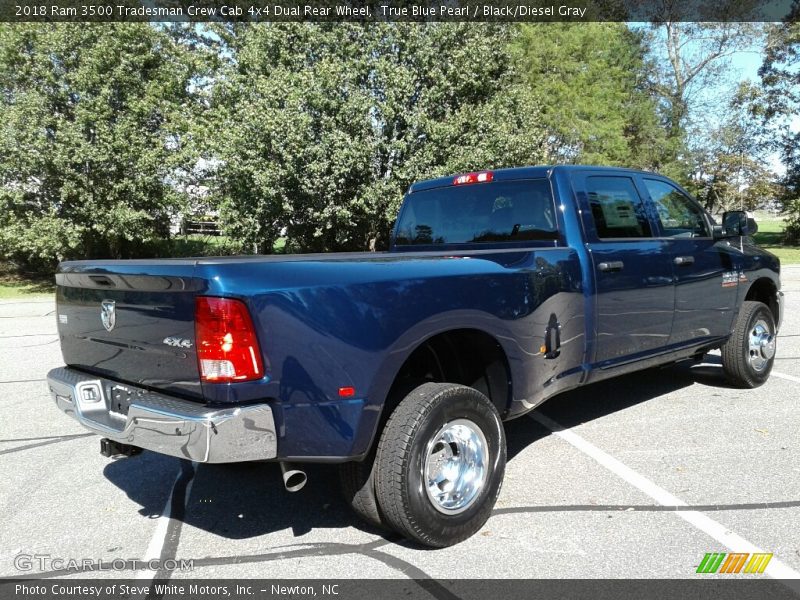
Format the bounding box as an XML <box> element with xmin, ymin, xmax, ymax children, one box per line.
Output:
<box><xmin>752</xmin><ymin>219</ymin><xmax>800</xmax><ymax>265</ymax></box>
<box><xmin>0</xmin><ymin>263</ymin><xmax>55</xmax><ymax>300</ymax></box>
<box><xmin>0</xmin><ymin>235</ymin><xmax>285</xmax><ymax>300</ymax></box>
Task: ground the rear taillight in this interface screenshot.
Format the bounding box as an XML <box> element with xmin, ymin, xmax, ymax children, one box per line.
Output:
<box><xmin>195</xmin><ymin>296</ymin><xmax>264</xmax><ymax>383</ymax></box>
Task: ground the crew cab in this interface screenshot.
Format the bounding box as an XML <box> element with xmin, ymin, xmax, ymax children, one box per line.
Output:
<box><xmin>47</xmin><ymin>166</ymin><xmax>782</xmax><ymax>547</ymax></box>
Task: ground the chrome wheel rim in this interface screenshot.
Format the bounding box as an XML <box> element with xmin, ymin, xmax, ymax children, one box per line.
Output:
<box><xmin>748</xmin><ymin>318</ymin><xmax>775</xmax><ymax>372</ymax></box>
<box><xmin>423</xmin><ymin>418</ymin><xmax>489</xmax><ymax>515</ymax></box>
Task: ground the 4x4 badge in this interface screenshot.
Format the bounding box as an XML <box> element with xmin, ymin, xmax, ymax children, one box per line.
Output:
<box><xmin>163</xmin><ymin>336</ymin><xmax>193</xmax><ymax>349</ymax></box>
<box><xmin>100</xmin><ymin>300</ymin><xmax>116</xmax><ymax>332</ymax></box>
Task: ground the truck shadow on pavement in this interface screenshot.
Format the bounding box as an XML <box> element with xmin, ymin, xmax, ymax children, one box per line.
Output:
<box><xmin>102</xmin><ymin>357</ymin><xmax>735</xmax><ymax>544</ymax></box>
<box><xmin>505</xmin><ymin>355</ymin><xmax>733</xmax><ymax>461</ymax></box>
<box><xmin>103</xmin><ymin>450</ymin><xmax>373</xmax><ymax>540</ymax></box>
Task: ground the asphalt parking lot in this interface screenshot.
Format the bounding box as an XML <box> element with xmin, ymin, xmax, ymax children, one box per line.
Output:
<box><xmin>1</xmin><ymin>268</ymin><xmax>799</xmax><ymax>584</ymax></box>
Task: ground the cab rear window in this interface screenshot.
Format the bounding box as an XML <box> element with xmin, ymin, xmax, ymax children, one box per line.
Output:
<box><xmin>394</xmin><ymin>179</ymin><xmax>557</xmax><ymax>246</ymax></box>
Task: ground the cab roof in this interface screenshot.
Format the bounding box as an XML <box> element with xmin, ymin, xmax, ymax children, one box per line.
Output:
<box><xmin>408</xmin><ymin>165</ymin><xmax>658</xmax><ymax>193</ymax></box>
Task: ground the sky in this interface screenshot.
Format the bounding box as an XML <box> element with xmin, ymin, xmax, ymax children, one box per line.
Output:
<box><xmin>627</xmin><ymin>22</ymin><xmax>795</xmax><ymax>176</ymax></box>
<box><xmin>706</xmin><ymin>44</ymin><xmax>792</xmax><ymax>176</ymax></box>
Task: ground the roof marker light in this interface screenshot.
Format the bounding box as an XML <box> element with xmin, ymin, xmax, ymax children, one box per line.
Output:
<box><xmin>453</xmin><ymin>171</ymin><xmax>494</xmax><ymax>186</ymax></box>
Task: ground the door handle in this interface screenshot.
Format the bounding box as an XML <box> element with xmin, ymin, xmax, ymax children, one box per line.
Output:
<box><xmin>598</xmin><ymin>261</ymin><xmax>624</xmax><ymax>272</ymax></box>
<box><xmin>674</xmin><ymin>256</ymin><xmax>695</xmax><ymax>266</ymax></box>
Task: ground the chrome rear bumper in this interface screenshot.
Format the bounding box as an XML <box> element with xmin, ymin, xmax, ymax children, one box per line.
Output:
<box><xmin>47</xmin><ymin>367</ymin><xmax>277</xmax><ymax>463</ymax></box>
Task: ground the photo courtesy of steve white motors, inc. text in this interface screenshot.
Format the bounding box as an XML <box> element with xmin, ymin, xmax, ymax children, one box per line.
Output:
<box><xmin>13</xmin><ymin>583</ymin><xmax>340</xmax><ymax>598</ymax></box>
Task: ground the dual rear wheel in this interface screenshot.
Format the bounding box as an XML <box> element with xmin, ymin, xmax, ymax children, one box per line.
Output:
<box><xmin>339</xmin><ymin>382</ymin><xmax>505</xmax><ymax>548</ymax></box>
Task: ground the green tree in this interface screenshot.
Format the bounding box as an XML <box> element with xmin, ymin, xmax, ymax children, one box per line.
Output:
<box><xmin>643</xmin><ymin>19</ymin><xmax>763</xmax><ymax>181</ymax></box>
<box><xmin>692</xmin><ymin>82</ymin><xmax>781</xmax><ymax>213</ymax></box>
<box><xmin>760</xmin><ymin>19</ymin><xmax>800</xmax><ymax>243</ymax></box>
<box><xmin>0</xmin><ymin>23</ymin><xmax>195</xmax><ymax>269</ymax></box>
<box><xmin>210</xmin><ymin>23</ymin><xmax>549</xmax><ymax>253</ymax></box>
<box><xmin>515</xmin><ymin>23</ymin><xmax>668</xmax><ymax>169</ymax></box>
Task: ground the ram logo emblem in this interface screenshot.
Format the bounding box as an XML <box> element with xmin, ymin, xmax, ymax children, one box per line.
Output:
<box><xmin>100</xmin><ymin>300</ymin><xmax>116</xmax><ymax>332</ymax></box>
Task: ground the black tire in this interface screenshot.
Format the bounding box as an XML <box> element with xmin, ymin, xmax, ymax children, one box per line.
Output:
<box><xmin>721</xmin><ymin>300</ymin><xmax>777</xmax><ymax>388</ymax></box>
<box><xmin>338</xmin><ymin>448</ymin><xmax>386</xmax><ymax>529</ymax></box>
<box><xmin>374</xmin><ymin>382</ymin><xmax>506</xmax><ymax>548</ymax></box>
<box><xmin>339</xmin><ymin>378</ymin><xmax>429</xmax><ymax>530</ymax></box>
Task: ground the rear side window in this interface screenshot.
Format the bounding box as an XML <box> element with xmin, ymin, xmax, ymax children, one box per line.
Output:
<box><xmin>394</xmin><ymin>179</ymin><xmax>557</xmax><ymax>246</ymax></box>
<box><xmin>586</xmin><ymin>176</ymin><xmax>652</xmax><ymax>239</ymax></box>
<box><xmin>643</xmin><ymin>178</ymin><xmax>710</xmax><ymax>238</ymax></box>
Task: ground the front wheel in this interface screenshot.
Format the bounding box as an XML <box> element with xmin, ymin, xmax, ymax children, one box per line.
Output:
<box><xmin>721</xmin><ymin>300</ymin><xmax>777</xmax><ymax>388</ymax></box>
<box><xmin>374</xmin><ymin>382</ymin><xmax>506</xmax><ymax>548</ymax></box>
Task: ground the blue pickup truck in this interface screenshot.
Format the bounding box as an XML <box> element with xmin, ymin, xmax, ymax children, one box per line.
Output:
<box><xmin>48</xmin><ymin>165</ymin><xmax>782</xmax><ymax>547</ymax></box>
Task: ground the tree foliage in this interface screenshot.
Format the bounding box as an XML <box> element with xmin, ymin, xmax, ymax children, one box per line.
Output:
<box><xmin>209</xmin><ymin>23</ymin><xmax>549</xmax><ymax>253</ymax></box>
<box><xmin>759</xmin><ymin>19</ymin><xmax>800</xmax><ymax>243</ymax></box>
<box><xmin>0</xmin><ymin>21</ymin><xmax>787</xmax><ymax>266</ymax></box>
<box><xmin>691</xmin><ymin>82</ymin><xmax>780</xmax><ymax>213</ymax></box>
<box><xmin>515</xmin><ymin>23</ymin><xmax>668</xmax><ymax>169</ymax></box>
<box><xmin>649</xmin><ymin>22</ymin><xmax>761</xmax><ymax>135</ymax></box>
<box><xmin>0</xmin><ymin>23</ymin><xmax>195</xmax><ymax>269</ymax></box>
<box><xmin>643</xmin><ymin>20</ymin><xmax>763</xmax><ymax>182</ymax></box>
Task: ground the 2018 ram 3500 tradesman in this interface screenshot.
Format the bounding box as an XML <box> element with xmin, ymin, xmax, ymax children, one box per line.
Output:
<box><xmin>47</xmin><ymin>165</ymin><xmax>782</xmax><ymax>547</ymax></box>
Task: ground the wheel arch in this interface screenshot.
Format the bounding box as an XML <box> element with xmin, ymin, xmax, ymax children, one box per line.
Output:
<box><xmin>387</xmin><ymin>327</ymin><xmax>513</xmax><ymax>411</ymax></box>
<box><xmin>362</xmin><ymin>324</ymin><xmax>515</xmax><ymax>456</ymax></box>
<box><xmin>744</xmin><ymin>277</ymin><xmax>779</xmax><ymax>325</ymax></box>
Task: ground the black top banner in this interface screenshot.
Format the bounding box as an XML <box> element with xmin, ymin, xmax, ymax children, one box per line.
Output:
<box><xmin>2</xmin><ymin>0</ymin><xmax>798</xmax><ymax>22</ymax></box>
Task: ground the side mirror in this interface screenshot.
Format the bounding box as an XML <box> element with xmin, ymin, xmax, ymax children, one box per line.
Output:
<box><xmin>718</xmin><ymin>211</ymin><xmax>758</xmax><ymax>238</ymax></box>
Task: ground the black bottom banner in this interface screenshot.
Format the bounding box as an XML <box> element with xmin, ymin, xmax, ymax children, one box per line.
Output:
<box><xmin>2</xmin><ymin>579</ymin><xmax>800</xmax><ymax>600</ymax></box>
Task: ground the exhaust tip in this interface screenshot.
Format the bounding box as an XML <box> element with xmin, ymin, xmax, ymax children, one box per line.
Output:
<box><xmin>280</xmin><ymin>462</ymin><xmax>307</xmax><ymax>492</ymax></box>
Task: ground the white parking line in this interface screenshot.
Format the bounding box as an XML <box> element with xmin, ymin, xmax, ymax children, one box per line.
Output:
<box><xmin>530</xmin><ymin>411</ymin><xmax>800</xmax><ymax>582</ymax></box>
<box><xmin>135</xmin><ymin>468</ymin><xmax>194</xmax><ymax>582</ymax></box>
<box><xmin>772</xmin><ymin>370</ymin><xmax>800</xmax><ymax>384</ymax></box>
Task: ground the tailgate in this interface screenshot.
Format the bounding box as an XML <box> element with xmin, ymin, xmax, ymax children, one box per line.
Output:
<box><xmin>55</xmin><ymin>262</ymin><xmax>204</xmax><ymax>400</ymax></box>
